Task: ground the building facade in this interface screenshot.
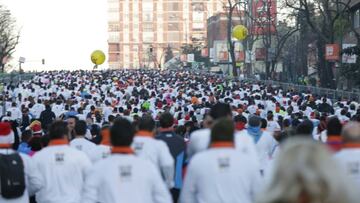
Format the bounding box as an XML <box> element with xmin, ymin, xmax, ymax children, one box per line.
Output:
<box><xmin>107</xmin><ymin>0</ymin><xmax>223</xmax><ymax>69</ymax></box>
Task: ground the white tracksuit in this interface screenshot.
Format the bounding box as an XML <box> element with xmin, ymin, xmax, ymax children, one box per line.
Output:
<box><xmin>187</xmin><ymin>129</ymin><xmax>259</xmax><ymax>164</ymax></box>
<box><xmin>180</xmin><ymin>145</ymin><xmax>262</xmax><ymax>203</ymax></box>
<box><xmin>70</xmin><ymin>137</ymin><xmax>101</xmax><ymax>163</ymax></box>
<box><xmin>131</xmin><ymin>132</ymin><xmax>175</xmax><ymax>188</ymax></box>
<box><xmin>0</xmin><ymin>149</ymin><xmax>43</xmax><ymax>203</ymax></box>
<box><xmin>33</xmin><ymin>142</ymin><xmax>91</xmax><ymax>203</ymax></box>
<box><xmin>236</xmin><ymin>130</ymin><xmax>278</xmax><ymax>171</ymax></box>
<box><xmin>334</xmin><ymin>146</ymin><xmax>360</xmax><ymax>189</ymax></box>
<box><xmin>82</xmin><ymin>152</ymin><xmax>172</xmax><ymax>203</ymax></box>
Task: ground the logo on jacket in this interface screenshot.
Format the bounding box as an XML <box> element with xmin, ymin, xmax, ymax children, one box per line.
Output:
<box><xmin>347</xmin><ymin>162</ymin><xmax>360</xmax><ymax>175</ymax></box>
<box><xmin>134</xmin><ymin>142</ymin><xmax>144</xmax><ymax>152</ymax></box>
<box><xmin>218</xmin><ymin>157</ymin><xmax>230</xmax><ymax>171</ymax></box>
<box><xmin>55</xmin><ymin>153</ymin><xmax>65</xmax><ymax>163</ymax></box>
<box><xmin>119</xmin><ymin>166</ymin><xmax>132</xmax><ymax>181</ymax></box>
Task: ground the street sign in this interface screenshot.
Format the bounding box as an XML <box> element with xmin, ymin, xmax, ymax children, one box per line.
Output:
<box><xmin>342</xmin><ymin>44</ymin><xmax>357</xmax><ymax>64</ymax></box>
<box><xmin>19</xmin><ymin>57</ymin><xmax>26</xmax><ymax>63</ymax></box>
<box><xmin>209</xmin><ymin>48</ymin><xmax>215</xmax><ymax>59</ymax></box>
<box><xmin>187</xmin><ymin>54</ymin><xmax>195</xmax><ymax>62</ymax></box>
<box><xmin>325</xmin><ymin>44</ymin><xmax>340</xmax><ymax>61</ymax></box>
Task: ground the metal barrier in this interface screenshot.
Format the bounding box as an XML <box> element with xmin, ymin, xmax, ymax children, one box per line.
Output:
<box><xmin>244</xmin><ymin>78</ymin><xmax>360</xmax><ymax>102</ymax></box>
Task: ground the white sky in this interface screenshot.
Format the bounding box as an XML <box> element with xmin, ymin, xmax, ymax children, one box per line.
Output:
<box><xmin>0</xmin><ymin>0</ymin><xmax>108</xmax><ymax>71</ymax></box>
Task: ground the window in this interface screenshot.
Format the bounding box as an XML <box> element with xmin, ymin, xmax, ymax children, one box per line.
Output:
<box><xmin>143</xmin><ymin>23</ymin><xmax>153</xmax><ymax>32</ymax></box>
<box><xmin>108</xmin><ymin>2</ymin><xmax>119</xmax><ymax>10</ymax></box>
<box><xmin>167</xmin><ymin>2</ymin><xmax>180</xmax><ymax>11</ymax></box>
<box><xmin>143</xmin><ymin>32</ymin><xmax>154</xmax><ymax>42</ymax></box>
<box><xmin>167</xmin><ymin>33</ymin><xmax>181</xmax><ymax>41</ymax></box>
<box><xmin>108</xmin><ymin>12</ymin><xmax>119</xmax><ymax>21</ymax></box>
<box><xmin>168</xmin><ymin>23</ymin><xmax>180</xmax><ymax>31</ymax></box>
<box><xmin>143</xmin><ymin>2</ymin><xmax>153</xmax><ymax>11</ymax></box>
<box><xmin>108</xmin><ymin>32</ymin><xmax>120</xmax><ymax>43</ymax></box>
<box><xmin>109</xmin><ymin>44</ymin><xmax>120</xmax><ymax>52</ymax></box>
<box><xmin>109</xmin><ymin>23</ymin><xmax>120</xmax><ymax>32</ymax></box>
<box><xmin>143</xmin><ymin>13</ymin><xmax>153</xmax><ymax>22</ymax></box>
<box><xmin>354</xmin><ymin>9</ymin><xmax>360</xmax><ymax>29</ymax></box>
<box><xmin>166</xmin><ymin>13</ymin><xmax>181</xmax><ymax>21</ymax></box>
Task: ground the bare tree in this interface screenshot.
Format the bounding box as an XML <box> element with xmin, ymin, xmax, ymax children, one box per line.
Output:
<box><xmin>285</xmin><ymin>0</ymin><xmax>353</xmax><ymax>88</ymax></box>
<box><xmin>0</xmin><ymin>5</ymin><xmax>19</xmax><ymax>73</ymax></box>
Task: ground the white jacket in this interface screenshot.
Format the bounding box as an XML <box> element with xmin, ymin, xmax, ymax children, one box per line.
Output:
<box><xmin>0</xmin><ymin>149</ymin><xmax>43</xmax><ymax>203</ymax></box>
<box><xmin>187</xmin><ymin>129</ymin><xmax>259</xmax><ymax>164</ymax></box>
<box><xmin>97</xmin><ymin>144</ymin><xmax>111</xmax><ymax>159</ymax></box>
<box><xmin>131</xmin><ymin>131</ymin><xmax>174</xmax><ymax>188</ymax></box>
<box><xmin>33</xmin><ymin>140</ymin><xmax>91</xmax><ymax>203</ymax></box>
<box><xmin>70</xmin><ymin>137</ymin><xmax>100</xmax><ymax>163</ymax></box>
<box><xmin>237</xmin><ymin>130</ymin><xmax>278</xmax><ymax>171</ymax></box>
<box><xmin>334</xmin><ymin>146</ymin><xmax>360</xmax><ymax>189</ymax></box>
<box><xmin>180</xmin><ymin>144</ymin><xmax>262</xmax><ymax>203</ymax></box>
<box><xmin>31</xmin><ymin>103</ymin><xmax>45</xmax><ymax>119</ymax></box>
<box><xmin>82</xmin><ymin>148</ymin><xmax>172</xmax><ymax>203</ymax></box>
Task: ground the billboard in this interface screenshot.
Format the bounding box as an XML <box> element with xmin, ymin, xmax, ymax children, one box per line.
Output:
<box><xmin>325</xmin><ymin>44</ymin><xmax>340</xmax><ymax>61</ymax></box>
<box><xmin>235</xmin><ymin>51</ymin><xmax>245</xmax><ymax>62</ymax></box>
<box><xmin>252</xmin><ymin>0</ymin><xmax>277</xmax><ymax>35</ymax></box>
<box><xmin>342</xmin><ymin>44</ymin><xmax>357</xmax><ymax>64</ymax></box>
<box><xmin>255</xmin><ymin>48</ymin><xmax>267</xmax><ymax>61</ymax></box>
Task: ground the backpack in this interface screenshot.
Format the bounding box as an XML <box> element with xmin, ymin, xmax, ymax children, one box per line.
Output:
<box><xmin>0</xmin><ymin>153</ymin><xmax>26</xmax><ymax>199</ymax></box>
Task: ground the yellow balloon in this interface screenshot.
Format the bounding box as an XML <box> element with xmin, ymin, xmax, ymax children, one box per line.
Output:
<box><xmin>232</xmin><ymin>25</ymin><xmax>248</xmax><ymax>40</ymax></box>
<box><xmin>91</xmin><ymin>50</ymin><xmax>106</xmax><ymax>65</ymax></box>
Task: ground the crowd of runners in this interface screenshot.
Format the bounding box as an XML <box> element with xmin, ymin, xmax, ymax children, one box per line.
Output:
<box><xmin>0</xmin><ymin>69</ymin><xmax>360</xmax><ymax>203</ymax></box>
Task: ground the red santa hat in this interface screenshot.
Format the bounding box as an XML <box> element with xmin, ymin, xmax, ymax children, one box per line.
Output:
<box><xmin>0</xmin><ymin>122</ymin><xmax>14</xmax><ymax>144</ymax></box>
<box><xmin>30</xmin><ymin>122</ymin><xmax>43</xmax><ymax>135</ymax></box>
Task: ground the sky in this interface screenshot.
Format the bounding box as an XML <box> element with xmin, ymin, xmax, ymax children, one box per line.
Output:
<box><xmin>0</xmin><ymin>0</ymin><xmax>108</xmax><ymax>71</ymax></box>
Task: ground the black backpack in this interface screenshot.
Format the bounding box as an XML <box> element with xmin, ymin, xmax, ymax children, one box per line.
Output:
<box><xmin>0</xmin><ymin>153</ymin><xmax>26</xmax><ymax>199</ymax></box>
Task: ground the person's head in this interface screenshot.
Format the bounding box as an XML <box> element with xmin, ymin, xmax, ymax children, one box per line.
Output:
<box><xmin>234</xmin><ymin>114</ymin><xmax>247</xmax><ymax>131</ymax></box>
<box><xmin>159</xmin><ymin>112</ymin><xmax>174</xmax><ymax>128</ymax></box>
<box><xmin>327</xmin><ymin>116</ymin><xmax>342</xmax><ymax>136</ymax></box>
<box><xmin>74</xmin><ymin>120</ymin><xmax>87</xmax><ymax>137</ymax></box>
<box><xmin>258</xmin><ymin>137</ymin><xmax>357</xmax><ymax>203</ymax></box>
<box><xmin>295</xmin><ymin>120</ymin><xmax>313</xmax><ymax>137</ymax></box>
<box><xmin>67</xmin><ymin>115</ymin><xmax>78</xmax><ymax>130</ymax></box>
<box><xmin>210</xmin><ymin>103</ymin><xmax>232</xmax><ymax>120</ymax></box>
<box><xmin>49</xmin><ymin>121</ymin><xmax>69</xmax><ymax>140</ymax></box>
<box><xmin>0</xmin><ymin>122</ymin><xmax>15</xmax><ymax>145</ymax></box>
<box><xmin>138</xmin><ymin>115</ymin><xmax>156</xmax><ymax>132</ymax></box>
<box><xmin>211</xmin><ymin>118</ymin><xmax>234</xmax><ymax>143</ymax></box>
<box><xmin>110</xmin><ymin>118</ymin><xmax>135</xmax><ymax>147</ymax></box>
<box><xmin>45</xmin><ymin>105</ymin><xmax>51</xmax><ymax>111</ymax></box>
<box><xmin>248</xmin><ymin>115</ymin><xmax>261</xmax><ymax>128</ymax></box>
<box><xmin>21</xmin><ymin>130</ymin><xmax>33</xmax><ymax>143</ymax></box>
<box><xmin>341</xmin><ymin>122</ymin><xmax>360</xmax><ymax>144</ymax></box>
<box><xmin>108</xmin><ymin>115</ymin><xmax>116</xmax><ymax>125</ymax></box>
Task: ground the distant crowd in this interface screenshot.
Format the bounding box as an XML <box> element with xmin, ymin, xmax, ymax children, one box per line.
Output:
<box><xmin>0</xmin><ymin>69</ymin><xmax>359</xmax><ymax>203</ymax></box>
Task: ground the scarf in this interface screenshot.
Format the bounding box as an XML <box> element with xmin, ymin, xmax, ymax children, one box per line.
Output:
<box><xmin>247</xmin><ymin>126</ymin><xmax>263</xmax><ymax>144</ymax></box>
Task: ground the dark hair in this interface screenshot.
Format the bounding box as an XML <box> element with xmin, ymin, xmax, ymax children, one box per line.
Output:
<box><xmin>138</xmin><ymin>115</ymin><xmax>155</xmax><ymax>132</ymax></box>
<box><xmin>327</xmin><ymin>117</ymin><xmax>342</xmax><ymax>136</ymax></box>
<box><xmin>295</xmin><ymin>120</ymin><xmax>314</xmax><ymax>137</ymax></box>
<box><xmin>234</xmin><ymin>115</ymin><xmax>247</xmax><ymax>124</ymax></box>
<box><xmin>211</xmin><ymin>118</ymin><xmax>234</xmax><ymax>142</ymax></box>
<box><xmin>74</xmin><ymin>120</ymin><xmax>87</xmax><ymax>136</ymax></box>
<box><xmin>108</xmin><ymin>115</ymin><xmax>116</xmax><ymax>123</ymax></box>
<box><xmin>210</xmin><ymin>103</ymin><xmax>232</xmax><ymax>120</ymax></box>
<box><xmin>21</xmin><ymin>130</ymin><xmax>33</xmax><ymax>142</ymax></box>
<box><xmin>159</xmin><ymin>112</ymin><xmax>174</xmax><ymax>128</ymax></box>
<box><xmin>49</xmin><ymin>121</ymin><xmax>69</xmax><ymax>140</ymax></box>
<box><xmin>67</xmin><ymin>115</ymin><xmax>79</xmax><ymax>121</ymax></box>
<box><xmin>261</xmin><ymin>119</ymin><xmax>268</xmax><ymax>129</ymax></box>
<box><xmin>110</xmin><ymin>118</ymin><xmax>135</xmax><ymax>146</ymax></box>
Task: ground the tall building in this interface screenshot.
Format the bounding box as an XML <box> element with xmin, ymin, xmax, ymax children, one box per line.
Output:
<box><xmin>107</xmin><ymin>0</ymin><xmax>223</xmax><ymax>69</ymax></box>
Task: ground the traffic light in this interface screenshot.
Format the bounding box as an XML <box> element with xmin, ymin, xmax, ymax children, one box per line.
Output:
<box><xmin>42</xmin><ymin>59</ymin><xmax>45</xmax><ymax>65</ymax></box>
<box><xmin>149</xmin><ymin>47</ymin><xmax>153</xmax><ymax>53</ymax></box>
